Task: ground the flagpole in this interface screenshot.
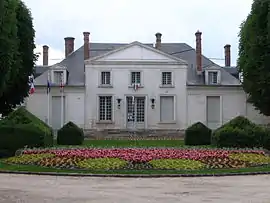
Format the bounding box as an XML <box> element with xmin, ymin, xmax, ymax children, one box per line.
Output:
<box><xmin>60</xmin><ymin>73</ymin><xmax>64</xmax><ymax>128</ymax></box>
<box><xmin>47</xmin><ymin>72</ymin><xmax>50</xmax><ymax>126</ymax></box>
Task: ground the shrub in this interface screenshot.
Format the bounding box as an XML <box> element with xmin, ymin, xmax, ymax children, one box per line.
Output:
<box><xmin>0</xmin><ymin>107</ymin><xmax>53</xmax><ymax>146</ymax></box>
<box><xmin>57</xmin><ymin>121</ymin><xmax>84</xmax><ymax>145</ymax></box>
<box><xmin>212</xmin><ymin>116</ymin><xmax>270</xmax><ymax>149</ymax></box>
<box><xmin>0</xmin><ymin>124</ymin><xmax>51</xmax><ymax>156</ymax></box>
<box><xmin>212</xmin><ymin>126</ymin><xmax>252</xmax><ymax>148</ymax></box>
<box><xmin>184</xmin><ymin>122</ymin><xmax>212</xmax><ymax>145</ymax></box>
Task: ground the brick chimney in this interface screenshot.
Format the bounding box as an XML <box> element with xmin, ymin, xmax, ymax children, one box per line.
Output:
<box><xmin>64</xmin><ymin>37</ymin><xmax>75</xmax><ymax>57</ymax></box>
<box><xmin>155</xmin><ymin>32</ymin><xmax>162</xmax><ymax>50</ymax></box>
<box><xmin>224</xmin><ymin>44</ymin><xmax>231</xmax><ymax>67</ymax></box>
<box><xmin>83</xmin><ymin>32</ymin><xmax>90</xmax><ymax>60</ymax></box>
<box><xmin>195</xmin><ymin>30</ymin><xmax>202</xmax><ymax>74</ymax></box>
<box><xmin>42</xmin><ymin>45</ymin><xmax>49</xmax><ymax>66</ymax></box>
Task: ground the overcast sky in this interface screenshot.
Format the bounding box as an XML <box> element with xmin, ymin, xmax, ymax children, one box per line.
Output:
<box><xmin>23</xmin><ymin>0</ymin><xmax>253</xmax><ymax>66</ymax></box>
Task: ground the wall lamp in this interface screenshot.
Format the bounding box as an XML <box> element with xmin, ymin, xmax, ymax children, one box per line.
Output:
<box><xmin>150</xmin><ymin>98</ymin><xmax>155</xmax><ymax>109</ymax></box>
<box><xmin>117</xmin><ymin>98</ymin><xmax>122</xmax><ymax>109</ymax></box>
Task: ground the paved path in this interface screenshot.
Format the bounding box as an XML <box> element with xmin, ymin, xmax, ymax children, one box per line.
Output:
<box><xmin>0</xmin><ymin>174</ymin><xmax>270</xmax><ymax>202</ymax></box>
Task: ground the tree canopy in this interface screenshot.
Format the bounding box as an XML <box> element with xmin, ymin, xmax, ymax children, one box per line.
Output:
<box><xmin>0</xmin><ymin>0</ymin><xmax>37</xmax><ymax>116</ymax></box>
<box><xmin>238</xmin><ymin>0</ymin><xmax>270</xmax><ymax>116</ymax></box>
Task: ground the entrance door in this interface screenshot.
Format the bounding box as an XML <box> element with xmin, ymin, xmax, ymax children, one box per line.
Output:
<box><xmin>51</xmin><ymin>96</ymin><xmax>65</xmax><ymax>130</ymax></box>
<box><xmin>126</xmin><ymin>96</ymin><xmax>145</xmax><ymax>129</ymax></box>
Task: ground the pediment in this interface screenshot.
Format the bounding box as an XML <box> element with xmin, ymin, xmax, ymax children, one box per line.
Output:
<box><xmin>87</xmin><ymin>41</ymin><xmax>187</xmax><ymax>64</ymax></box>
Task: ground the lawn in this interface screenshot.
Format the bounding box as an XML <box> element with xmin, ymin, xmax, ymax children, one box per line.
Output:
<box><xmin>62</xmin><ymin>139</ymin><xmax>187</xmax><ymax>148</ymax></box>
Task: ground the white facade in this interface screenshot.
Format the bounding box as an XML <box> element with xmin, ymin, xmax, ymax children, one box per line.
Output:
<box><xmin>26</xmin><ymin>87</ymin><xmax>85</xmax><ymax>129</ymax></box>
<box><xmin>85</xmin><ymin>42</ymin><xmax>188</xmax><ymax>130</ymax></box>
<box><xmin>26</xmin><ymin>42</ymin><xmax>269</xmax><ymax>130</ymax></box>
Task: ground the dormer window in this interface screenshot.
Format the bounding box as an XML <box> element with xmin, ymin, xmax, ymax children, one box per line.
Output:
<box><xmin>52</xmin><ymin>70</ymin><xmax>67</xmax><ymax>85</ymax></box>
<box><xmin>208</xmin><ymin>71</ymin><xmax>218</xmax><ymax>84</ymax></box>
<box><xmin>205</xmin><ymin>69</ymin><xmax>221</xmax><ymax>85</ymax></box>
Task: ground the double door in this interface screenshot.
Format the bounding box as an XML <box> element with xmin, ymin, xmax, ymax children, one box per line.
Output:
<box><xmin>126</xmin><ymin>96</ymin><xmax>145</xmax><ymax>129</ymax></box>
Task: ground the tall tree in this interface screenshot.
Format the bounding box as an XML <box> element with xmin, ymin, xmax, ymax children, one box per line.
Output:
<box><xmin>0</xmin><ymin>0</ymin><xmax>37</xmax><ymax>116</ymax></box>
<box><xmin>0</xmin><ymin>0</ymin><xmax>18</xmax><ymax>98</ymax></box>
<box><xmin>238</xmin><ymin>0</ymin><xmax>270</xmax><ymax>116</ymax></box>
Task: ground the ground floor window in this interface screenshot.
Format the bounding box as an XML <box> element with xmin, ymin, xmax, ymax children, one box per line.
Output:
<box><xmin>99</xmin><ymin>96</ymin><xmax>112</xmax><ymax>121</ymax></box>
<box><xmin>160</xmin><ymin>96</ymin><xmax>174</xmax><ymax>122</ymax></box>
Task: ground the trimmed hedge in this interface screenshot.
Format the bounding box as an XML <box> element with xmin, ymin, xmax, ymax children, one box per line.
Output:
<box><xmin>0</xmin><ymin>124</ymin><xmax>49</xmax><ymax>157</ymax></box>
<box><xmin>57</xmin><ymin>121</ymin><xmax>84</xmax><ymax>145</ymax></box>
<box><xmin>184</xmin><ymin>122</ymin><xmax>212</xmax><ymax>146</ymax></box>
<box><xmin>0</xmin><ymin>107</ymin><xmax>54</xmax><ymax>157</ymax></box>
<box><xmin>212</xmin><ymin>116</ymin><xmax>270</xmax><ymax>149</ymax></box>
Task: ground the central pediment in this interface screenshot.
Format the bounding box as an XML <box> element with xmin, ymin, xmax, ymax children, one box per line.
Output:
<box><xmin>86</xmin><ymin>41</ymin><xmax>187</xmax><ymax>64</ymax></box>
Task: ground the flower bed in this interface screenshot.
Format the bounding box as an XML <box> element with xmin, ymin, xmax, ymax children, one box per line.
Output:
<box><xmin>3</xmin><ymin>148</ymin><xmax>270</xmax><ymax>171</ymax></box>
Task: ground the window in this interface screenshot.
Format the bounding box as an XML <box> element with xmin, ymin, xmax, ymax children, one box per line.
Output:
<box><xmin>101</xmin><ymin>71</ymin><xmax>111</xmax><ymax>85</ymax></box>
<box><xmin>99</xmin><ymin>96</ymin><xmax>112</xmax><ymax>121</ymax></box>
<box><xmin>162</xmin><ymin>72</ymin><xmax>172</xmax><ymax>85</ymax></box>
<box><xmin>160</xmin><ymin>96</ymin><xmax>174</xmax><ymax>122</ymax></box>
<box><xmin>53</xmin><ymin>71</ymin><xmax>64</xmax><ymax>84</ymax></box>
<box><xmin>131</xmin><ymin>72</ymin><xmax>141</xmax><ymax>84</ymax></box>
<box><xmin>208</xmin><ymin>71</ymin><xmax>218</xmax><ymax>84</ymax></box>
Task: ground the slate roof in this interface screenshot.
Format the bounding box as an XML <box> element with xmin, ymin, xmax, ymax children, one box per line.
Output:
<box><xmin>34</xmin><ymin>42</ymin><xmax>241</xmax><ymax>86</ymax></box>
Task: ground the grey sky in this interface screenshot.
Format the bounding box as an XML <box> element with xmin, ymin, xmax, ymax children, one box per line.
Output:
<box><xmin>23</xmin><ymin>0</ymin><xmax>253</xmax><ymax>66</ymax></box>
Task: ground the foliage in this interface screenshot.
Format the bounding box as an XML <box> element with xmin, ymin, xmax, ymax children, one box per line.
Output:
<box><xmin>212</xmin><ymin>116</ymin><xmax>270</xmax><ymax>148</ymax></box>
<box><xmin>150</xmin><ymin>159</ymin><xmax>205</xmax><ymax>170</ymax></box>
<box><xmin>37</xmin><ymin>156</ymin><xmax>84</xmax><ymax>169</ymax></box>
<box><xmin>77</xmin><ymin>158</ymin><xmax>128</xmax><ymax>170</ymax></box>
<box><xmin>57</xmin><ymin>121</ymin><xmax>84</xmax><ymax>145</ymax></box>
<box><xmin>0</xmin><ymin>0</ymin><xmax>37</xmax><ymax>115</ymax></box>
<box><xmin>237</xmin><ymin>0</ymin><xmax>270</xmax><ymax>116</ymax></box>
<box><xmin>1</xmin><ymin>107</ymin><xmax>54</xmax><ymax>146</ymax></box>
<box><xmin>0</xmin><ymin>124</ymin><xmax>50</xmax><ymax>156</ymax></box>
<box><xmin>184</xmin><ymin>122</ymin><xmax>212</xmax><ymax>146</ymax></box>
<box><xmin>0</xmin><ymin>0</ymin><xmax>18</xmax><ymax>98</ymax></box>
<box><xmin>229</xmin><ymin>153</ymin><xmax>270</xmax><ymax>165</ymax></box>
<box><xmin>4</xmin><ymin>153</ymin><xmax>54</xmax><ymax>165</ymax></box>
<box><xmin>200</xmin><ymin>157</ymin><xmax>248</xmax><ymax>169</ymax></box>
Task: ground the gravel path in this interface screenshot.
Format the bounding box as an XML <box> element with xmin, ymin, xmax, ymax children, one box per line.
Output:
<box><xmin>0</xmin><ymin>174</ymin><xmax>270</xmax><ymax>202</ymax></box>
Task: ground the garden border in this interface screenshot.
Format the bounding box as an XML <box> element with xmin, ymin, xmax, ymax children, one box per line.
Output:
<box><xmin>1</xmin><ymin>170</ymin><xmax>270</xmax><ymax>178</ymax></box>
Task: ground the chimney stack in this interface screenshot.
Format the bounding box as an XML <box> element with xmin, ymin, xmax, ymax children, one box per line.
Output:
<box><xmin>224</xmin><ymin>44</ymin><xmax>231</xmax><ymax>67</ymax></box>
<box><xmin>83</xmin><ymin>32</ymin><xmax>90</xmax><ymax>60</ymax></box>
<box><xmin>155</xmin><ymin>32</ymin><xmax>162</xmax><ymax>50</ymax></box>
<box><xmin>42</xmin><ymin>45</ymin><xmax>49</xmax><ymax>66</ymax></box>
<box><xmin>64</xmin><ymin>37</ymin><xmax>75</xmax><ymax>58</ymax></box>
<box><xmin>195</xmin><ymin>30</ymin><xmax>202</xmax><ymax>74</ymax></box>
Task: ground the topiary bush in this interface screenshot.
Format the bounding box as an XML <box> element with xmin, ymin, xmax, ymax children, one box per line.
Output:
<box><xmin>57</xmin><ymin>121</ymin><xmax>84</xmax><ymax>145</ymax></box>
<box><xmin>0</xmin><ymin>124</ymin><xmax>49</xmax><ymax>157</ymax></box>
<box><xmin>184</xmin><ymin>122</ymin><xmax>212</xmax><ymax>146</ymax></box>
<box><xmin>212</xmin><ymin>116</ymin><xmax>270</xmax><ymax>149</ymax></box>
<box><xmin>1</xmin><ymin>107</ymin><xmax>53</xmax><ymax>146</ymax></box>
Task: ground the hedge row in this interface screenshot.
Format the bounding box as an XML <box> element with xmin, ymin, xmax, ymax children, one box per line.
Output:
<box><xmin>185</xmin><ymin>116</ymin><xmax>270</xmax><ymax>149</ymax></box>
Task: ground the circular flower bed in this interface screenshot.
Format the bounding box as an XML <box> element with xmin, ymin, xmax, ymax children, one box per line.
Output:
<box><xmin>3</xmin><ymin>148</ymin><xmax>270</xmax><ymax>171</ymax></box>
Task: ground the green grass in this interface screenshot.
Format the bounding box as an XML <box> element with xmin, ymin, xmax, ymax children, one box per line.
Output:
<box><xmin>1</xmin><ymin>161</ymin><xmax>270</xmax><ymax>175</ymax></box>
<box><xmin>55</xmin><ymin>139</ymin><xmax>214</xmax><ymax>149</ymax></box>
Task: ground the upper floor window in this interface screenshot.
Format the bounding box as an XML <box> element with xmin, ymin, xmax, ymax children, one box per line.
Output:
<box><xmin>131</xmin><ymin>71</ymin><xmax>141</xmax><ymax>85</ymax></box>
<box><xmin>162</xmin><ymin>72</ymin><xmax>172</xmax><ymax>85</ymax></box>
<box><xmin>53</xmin><ymin>70</ymin><xmax>64</xmax><ymax>85</ymax></box>
<box><xmin>208</xmin><ymin>71</ymin><xmax>218</xmax><ymax>85</ymax></box>
<box><xmin>101</xmin><ymin>71</ymin><xmax>111</xmax><ymax>85</ymax></box>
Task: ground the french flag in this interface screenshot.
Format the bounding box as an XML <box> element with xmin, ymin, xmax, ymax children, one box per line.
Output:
<box><xmin>47</xmin><ymin>73</ymin><xmax>51</xmax><ymax>94</ymax></box>
<box><xmin>29</xmin><ymin>75</ymin><xmax>35</xmax><ymax>94</ymax></box>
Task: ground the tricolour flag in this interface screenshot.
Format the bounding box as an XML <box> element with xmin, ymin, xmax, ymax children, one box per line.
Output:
<box><xmin>29</xmin><ymin>75</ymin><xmax>35</xmax><ymax>94</ymax></box>
<box><xmin>47</xmin><ymin>72</ymin><xmax>51</xmax><ymax>94</ymax></box>
<box><xmin>60</xmin><ymin>72</ymin><xmax>64</xmax><ymax>92</ymax></box>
